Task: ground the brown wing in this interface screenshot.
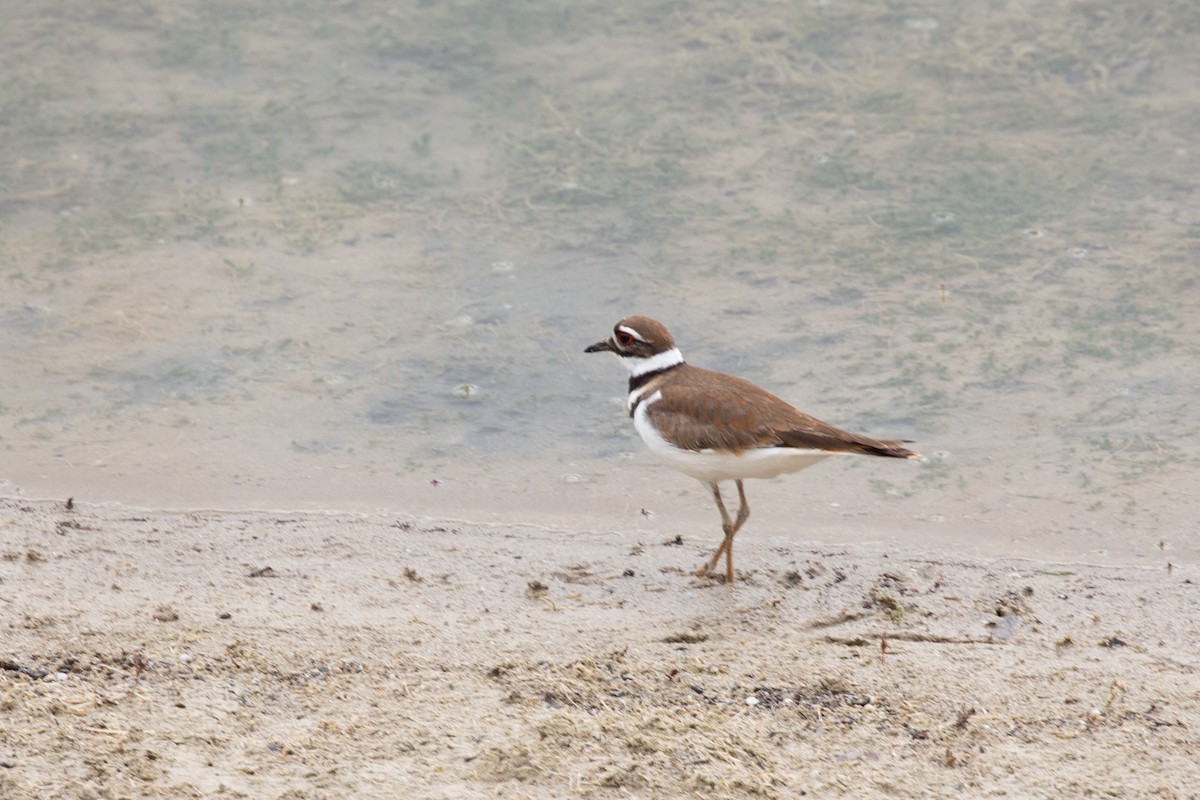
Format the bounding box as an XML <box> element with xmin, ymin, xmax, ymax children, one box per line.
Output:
<box><xmin>644</xmin><ymin>365</ymin><xmax>917</xmax><ymax>458</ymax></box>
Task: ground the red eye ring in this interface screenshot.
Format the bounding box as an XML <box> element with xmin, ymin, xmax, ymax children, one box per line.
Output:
<box><xmin>615</xmin><ymin>330</ymin><xmax>634</xmax><ymax>347</ymax></box>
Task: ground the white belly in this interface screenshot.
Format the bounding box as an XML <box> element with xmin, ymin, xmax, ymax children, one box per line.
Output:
<box><xmin>632</xmin><ymin>391</ymin><xmax>837</xmax><ymax>483</ymax></box>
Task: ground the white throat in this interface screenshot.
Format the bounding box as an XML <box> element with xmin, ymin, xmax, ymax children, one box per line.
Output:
<box><xmin>623</xmin><ymin>347</ymin><xmax>684</xmax><ymax>377</ymax></box>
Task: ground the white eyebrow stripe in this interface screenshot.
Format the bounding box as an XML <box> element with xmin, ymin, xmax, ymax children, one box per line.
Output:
<box><xmin>616</xmin><ymin>324</ymin><xmax>648</xmax><ymax>343</ymax></box>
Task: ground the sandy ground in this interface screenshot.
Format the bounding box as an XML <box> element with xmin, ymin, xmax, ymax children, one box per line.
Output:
<box><xmin>1</xmin><ymin>498</ymin><xmax>1197</xmax><ymax>799</ymax></box>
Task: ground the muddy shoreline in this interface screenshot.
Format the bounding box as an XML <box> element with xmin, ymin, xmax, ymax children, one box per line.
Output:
<box><xmin>2</xmin><ymin>499</ymin><xmax>1195</xmax><ymax>798</ymax></box>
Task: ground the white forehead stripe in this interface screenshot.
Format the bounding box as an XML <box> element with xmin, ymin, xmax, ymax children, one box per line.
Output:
<box><xmin>626</xmin><ymin>347</ymin><xmax>684</xmax><ymax>377</ymax></box>
<box><xmin>617</xmin><ymin>324</ymin><xmax>648</xmax><ymax>343</ymax></box>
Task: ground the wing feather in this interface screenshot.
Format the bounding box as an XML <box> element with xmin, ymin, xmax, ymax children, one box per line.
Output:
<box><xmin>643</xmin><ymin>365</ymin><xmax>916</xmax><ymax>458</ymax></box>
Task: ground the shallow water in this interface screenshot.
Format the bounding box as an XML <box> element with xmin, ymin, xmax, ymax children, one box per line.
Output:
<box><xmin>3</xmin><ymin>0</ymin><xmax>1198</xmax><ymax>566</ymax></box>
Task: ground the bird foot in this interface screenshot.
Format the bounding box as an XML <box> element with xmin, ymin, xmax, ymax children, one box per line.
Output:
<box><xmin>694</xmin><ymin>565</ymin><xmax>730</xmax><ymax>583</ymax></box>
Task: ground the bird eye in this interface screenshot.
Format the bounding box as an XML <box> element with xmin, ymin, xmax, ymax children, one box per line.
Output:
<box><xmin>615</xmin><ymin>330</ymin><xmax>634</xmax><ymax>347</ymax></box>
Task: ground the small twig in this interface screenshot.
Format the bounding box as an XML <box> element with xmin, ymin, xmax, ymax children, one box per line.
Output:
<box><xmin>79</xmin><ymin>726</ymin><xmax>128</xmax><ymax>736</ymax></box>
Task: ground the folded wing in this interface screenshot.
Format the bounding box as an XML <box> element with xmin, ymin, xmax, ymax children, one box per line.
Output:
<box><xmin>645</xmin><ymin>366</ymin><xmax>917</xmax><ymax>459</ymax></box>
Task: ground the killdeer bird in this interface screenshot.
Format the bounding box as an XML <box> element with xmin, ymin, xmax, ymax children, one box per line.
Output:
<box><xmin>585</xmin><ymin>316</ymin><xmax>918</xmax><ymax>584</ymax></box>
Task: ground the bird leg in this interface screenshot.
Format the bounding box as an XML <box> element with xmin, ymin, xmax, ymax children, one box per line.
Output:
<box><xmin>697</xmin><ymin>480</ymin><xmax>750</xmax><ymax>583</ymax></box>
